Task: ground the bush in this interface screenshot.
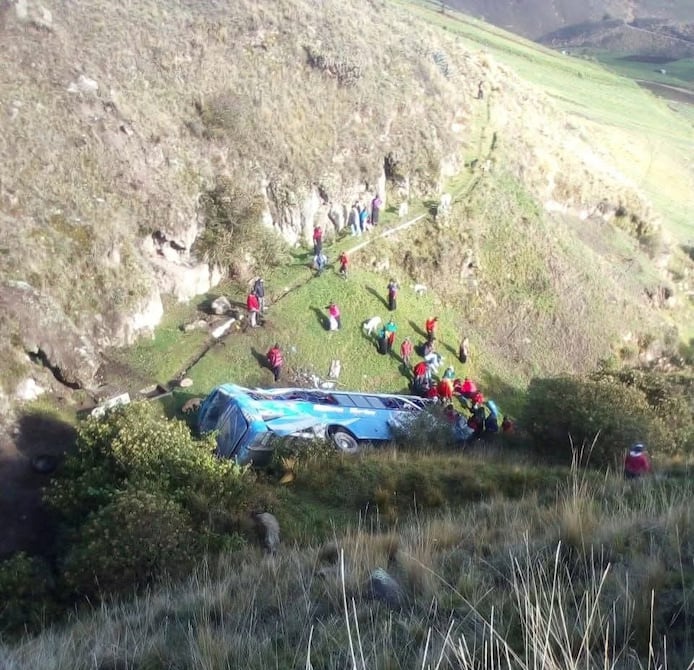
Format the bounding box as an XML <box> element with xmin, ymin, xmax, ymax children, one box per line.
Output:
<box><xmin>523</xmin><ymin>375</ymin><xmax>669</xmax><ymax>467</ymax></box>
<box><xmin>47</xmin><ymin>402</ymin><xmax>254</xmax><ymax>598</ymax></box>
<box><xmin>61</xmin><ymin>489</ymin><xmax>195</xmax><ymax>599</ymax></box>
<box><xmin>47</xmin><ymin>401</ymin><xmax>251</xmax><ymax>529</ymax></box>
<box><xmin>0</xmin><ymin>553</ymin><xmax>54</xmax><ymax>634</ymax></box>
<box><xmin>193</xmin><ymin>177</ymin><xmax>288</xmax><ymax>276</ymax></box>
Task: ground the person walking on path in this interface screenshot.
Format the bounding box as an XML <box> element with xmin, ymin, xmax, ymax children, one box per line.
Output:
<box><xmin>425</xmin><ymin>316</ymin><xmax>438</xmax><ymax>343</ymax></box>
<box><xmin>327</xmin><ymin>301</ymin><xmax>341</xmax><ymax>331</ymax></box>
<box><xmin>385</xmin><ymin>318</ymin><xmax>397</xmax><ymax>352</ymax></box>
<box><xmin>387</xmin><ymin>279</ymin><xmax>399</xmax><ymax>311</ymax></box>
<box><xmin>459</xmin><ymin>336</ymin><xmax>470</xmax><ymax>364</ymax></box>
<box><xmin>312</xmin><ymin>225</ymin><xmax>323</xmax><ymax>255</ymax></box>
<box><xmin>371</xmin><ymin>193</ymin><xmax>382</xmax><ymax>226</ymax></box>
<box><xmin>313</xmin><ymin>251</ymin><xmax>327</xmax><ymax>276</ymax></box>
<box><xmin>267</xmin><ymin>343</ymin><xmax>284</xmax><ymax>382</ymax></box>
<box><xmin>253</xmin><ymin>277</ymin><xmax>266</xmax><ymax>313</ymax></box>
<box><xmin>246</xmin><ymin>292</ymin><xmax>260</xmax><ymax>328</ymax></box>
<box><xmin>400</xmin><ymin>336</ymin><xmax>413</xmax><ymax>368</ymax></box>
<box><xmin>338</xmin><ymin>251</ymin><xmax>349</xmax><ymax>279</ymax></box>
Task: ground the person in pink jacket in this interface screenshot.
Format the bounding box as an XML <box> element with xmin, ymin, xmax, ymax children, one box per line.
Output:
<box><xmin>327</xmin><ymin>301</ymin><xmax>341</xmax><ymax>331</ymax></box>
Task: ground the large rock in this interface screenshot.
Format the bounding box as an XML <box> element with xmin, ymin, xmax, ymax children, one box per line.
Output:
<box><xmin>366</xmin><ymin>568</ymin><xmax>404</xmax><ymax>608</ymax></box>
<box><xmin>94</xmin><ymin>288</ymin><xmax>164</xmax><ymax>348</ymax></box>
<box><xmin>253</xmin><ymin>512</ymin><xmax>280</xmax><ymax>555</ymax></box>
<box><xmin>0</xmin><ymin>281</ymin><xmax>101</xmax><ymax>390</ymax></box>
<box><xmin>210</xmin><ymin>296</ymin><xmax>231</xmax><ymax>315</ymax></box>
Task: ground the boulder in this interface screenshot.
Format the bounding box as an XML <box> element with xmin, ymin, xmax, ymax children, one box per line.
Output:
<box><xmin>253</xmin><ymin>512</ymin><xmax>280</xmax><ymax>555</ymax></box>
<box><xmin>366</xmin><ymin>568</ymin><xmax>404</xmax><ymax>608</ymax></box>
<box><xmin>67</xmin><ymin>74</ymin><xmax>99</xmax><ymax>95</ymax></box>
<box><xmin>14</xmin><ymin>378</ymin><xmax>46</xmax><ymax>402</ymax></box>
<box><xmin>210</xmin><ymin>296</ymin><xmax>231</xmax><ymax>315</ymax></box>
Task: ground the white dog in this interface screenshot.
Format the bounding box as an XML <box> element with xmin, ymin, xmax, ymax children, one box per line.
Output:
<box><xmin>362</xmin><ymin>316</ymin><xmax>382</xmax><ymax>336</ymax></box>
<box><xmin>411</xmin><ymin>283</ymin><xmax>427</xmax><ymax>297</ymax></box>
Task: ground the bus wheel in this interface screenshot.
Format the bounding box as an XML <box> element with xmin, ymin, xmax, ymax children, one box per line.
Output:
<box><xmin>329</xmin><ymin>428</ymin><xmax>359</xmax><ymax>454</ymax></box>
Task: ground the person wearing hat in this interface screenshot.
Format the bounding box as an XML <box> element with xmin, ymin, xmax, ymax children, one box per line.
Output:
<box><xmin>624</xmin><ymin>443</ymin><xmax>652</xmax><ymax>479</ymax></box>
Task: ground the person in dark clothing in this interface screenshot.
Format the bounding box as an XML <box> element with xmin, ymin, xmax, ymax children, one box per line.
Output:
<box><xmin>459</xmin><ymin>336</ymin><xmax>469</xmax><ymax>364</ymax></box>
<box><xmin>253</xmin><ymin>277</ymin><xmax>266</xmax><ymax>313</ymax></box>
<box><xmin>377</xmin><ymin>326</ymin><xmax>388</xmax><ymax>355</ymax></box>
<box><xmin>387</xmin><ymin>279</ymin><xmax>399</xmax><ymax>311</ymax></box>
<box><xmin>267</xmin><ymin>344</ymin><xmax>283</xmax><ymax>382</ymax></box>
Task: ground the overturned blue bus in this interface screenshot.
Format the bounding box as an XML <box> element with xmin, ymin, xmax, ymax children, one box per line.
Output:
<box><xmin>197</xmin><ymin>383</ymin><xmax>470</xmax><ymax>465</ymax></box>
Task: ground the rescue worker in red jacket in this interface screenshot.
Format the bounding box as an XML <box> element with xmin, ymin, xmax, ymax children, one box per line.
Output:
<box><xmin>266</xmin><ymin>344</ymin><xmax>284</xmax><ymax>382</ymax></box>
<box><xmin>460</xmin><ymin>377</ymin><xmax>477</xmax><ymax>398</ymax></box>
<box><xmin>425</xmin><ymin>316</ymin><xmax>438</xmax><ymax>343</ymax></box>
<box><xmin>624</xmin><ymin>443</ymin><xmax>653</xmax><ymax>479</ymax></box>
<box><xmin>247</xmin><ymin>292</ymin><xmax>260</xmax><ymax>328</ymax></box>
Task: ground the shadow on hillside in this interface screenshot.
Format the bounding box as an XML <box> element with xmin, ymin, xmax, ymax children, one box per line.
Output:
<box><xmin>408</xmin><ymin>320</ymin><xmax>427</xmax><ymax>339</ymax></box>
<box><xmin>251</xmin><ymin>347</ymin><xmax>271</xmax><ymax>373</ymax></box>
<box><xmin>1</xmin><ymin>412</ymin><xmax>80</xmax><ymax>558</ymax></box>
<box><xmin>364</xmin><ymin>285</ymin><xmax>389</xmax><ymax>309</ymax></box>
<box><xmin>310</xmin><ymin>306</ymin><xmax>328</xmax><ymax>330</ymax></box>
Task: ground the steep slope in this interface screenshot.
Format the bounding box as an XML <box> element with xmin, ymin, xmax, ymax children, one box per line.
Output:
<box><xmin>1</xmin><ymin>0</ymin><xmax>693</xmax><ymax>415</ymax></box>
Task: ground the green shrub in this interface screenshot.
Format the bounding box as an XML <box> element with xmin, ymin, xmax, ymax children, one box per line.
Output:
<box><xmin>523</xmin><ymin>375</ymin><xmax>669</xmax><ymax>467</ymax></box>
<box><xmin>592</xmin><ymin>368</ymin><xmax>694</xmax><ymax>455</ymax></box>
<box><xmin>61</xmin><ymin>489</ymin><xmax>195</xmax><ymax>599</ymax></box>
<box><xmin>193</xmin><ymin>177</ymin><xmax>288</xmax><ymax>276</ymax></box>
<box><xmin>47</xmin><ymin>402</ymin><xmax>254</xmax><ymax>598</ymax></box>
<box><xmin>47</xmin><ymin>401</ymin><xmax>251</xmax><ymax>529</ymax></box>
<box><xmin>0</xmin><ymin>553</ymin><xmax>54</xmax><ymax>634</ymax></box>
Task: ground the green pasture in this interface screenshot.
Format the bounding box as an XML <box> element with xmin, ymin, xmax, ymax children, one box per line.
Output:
<box><xmin>400</xmin><ymin>0</ymin><xmax>694</xmax><ymax>241</ymax></box>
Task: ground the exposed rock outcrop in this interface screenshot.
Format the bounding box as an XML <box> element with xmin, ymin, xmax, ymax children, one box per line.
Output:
<box><xmin>0</xmin><ymin>281</ymin><xmax>101</xmax><ymax>390</ymax></box>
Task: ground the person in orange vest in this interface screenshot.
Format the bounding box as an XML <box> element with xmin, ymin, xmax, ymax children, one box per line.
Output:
<box><xmin>266</xmin><ymin>343</ymin><xmax>284</xmax><ymax>382</ymax></box>
<box><xmin>425</xmin><ymin>316</ymin><xmax>438</xmax><ymax>343</ymax></box>
<box><xmin>246</xmin><ymin>292</ymin><xmax>260</xmax><ymax>328</ymax></box>
<box><xmin>400</xmin><ymin>337</ymin><xmax>414</xmax><ymax>368</ymax></box>
<box><xmin>437</xmin><ymin>377</ymin><xmax>453</xmax><ymax>401</ymax></box>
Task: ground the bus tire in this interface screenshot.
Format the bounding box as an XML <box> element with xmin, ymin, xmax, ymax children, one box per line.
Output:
<box><xmin>329</xmin><ymin>427</ymin><xmax>359</xmax><ymax>454</ymax></box>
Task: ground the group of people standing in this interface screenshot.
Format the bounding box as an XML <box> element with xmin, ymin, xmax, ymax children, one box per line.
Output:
<box><xmin>350</xmin><ymin>194</ymin><xmax>382</xmax><ymax>237</ymax></box>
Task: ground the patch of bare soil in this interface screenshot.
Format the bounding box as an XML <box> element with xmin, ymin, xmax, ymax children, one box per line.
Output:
<box><xmin>0</xmin><ymin>412</ymin><xmax>77</xmax><ymax>558</ymax></box>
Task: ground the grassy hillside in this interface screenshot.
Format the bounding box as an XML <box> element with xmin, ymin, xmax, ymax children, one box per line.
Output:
<box><xmin>3</xmin><ymin>466</ymin><xmax>694</xmax><ymax>668</ymax></box>
<box><xmin>2</xmin><ymin>0</ymin><xmax>694</xmax><ymax>667</ymax></box>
